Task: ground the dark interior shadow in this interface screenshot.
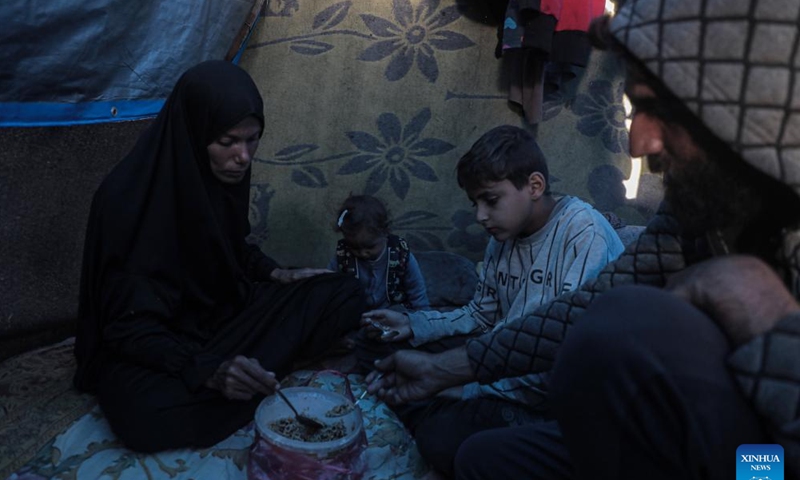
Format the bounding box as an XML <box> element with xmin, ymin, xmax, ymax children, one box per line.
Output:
<box><xmin>454</xmin><ymin>0</ymin><xmax>508</xmax><ymax>26</ymax></box>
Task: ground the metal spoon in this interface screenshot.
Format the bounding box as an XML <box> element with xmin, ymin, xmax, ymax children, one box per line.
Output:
<box><xmin>354</xmin><ymin>372</ymin><xmax>385</xmax><ymax>407</ymax></box>
<box><xmin>275</xmin><ymin>389</ymin><xmax>325</xmax><ymax>430</ymax></box>
<box><xmin>364</xmin><ymin>318</ymin><xmax>399</xmax><ymax>341</ymax></box>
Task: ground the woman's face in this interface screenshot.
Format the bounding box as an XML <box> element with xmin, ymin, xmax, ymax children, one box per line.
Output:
<box><xmin>207</xmin><ymin>116</ymin><xmax>262</xmax><ymax>184</ymax></box>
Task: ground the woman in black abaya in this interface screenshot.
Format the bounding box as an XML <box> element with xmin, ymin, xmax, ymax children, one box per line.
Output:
<box><xmin>73</xmin><ymin>60</ymin><xmax>365</xmax><ymax>452</ymax></box>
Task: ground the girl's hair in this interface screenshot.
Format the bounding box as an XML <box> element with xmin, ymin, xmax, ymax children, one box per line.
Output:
<box><xmin>334</xmin><ymin>195</ymin><xmax>391</xmax><ymax>237</ymax></box>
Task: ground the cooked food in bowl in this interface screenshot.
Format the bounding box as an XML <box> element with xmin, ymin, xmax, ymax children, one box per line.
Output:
<box><xmin>268</xmin><ymin>417</ymin><xmax>348</xmax><ymax>442</ymax></box>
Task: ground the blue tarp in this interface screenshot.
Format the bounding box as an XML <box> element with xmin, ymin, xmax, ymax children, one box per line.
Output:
<box><xmin>0</xmin><ymin>0</ymin><xmax>258</xmax><ymax>126</ymax></box>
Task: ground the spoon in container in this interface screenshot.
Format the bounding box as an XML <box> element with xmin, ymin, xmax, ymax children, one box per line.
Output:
<box><xmin>275</xmin><ymin>389</ymin><xmax>325</xmax><ymax>430</ymax></box>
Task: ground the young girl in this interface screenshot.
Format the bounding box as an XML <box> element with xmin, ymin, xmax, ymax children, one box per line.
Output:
<box><xmin>328</xmin><ymin>195</ymin><xmax>429</xmax><ymax>311</ymax></box>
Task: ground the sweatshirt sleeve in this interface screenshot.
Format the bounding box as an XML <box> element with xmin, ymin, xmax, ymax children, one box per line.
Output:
<box><xmin>404</xmin><ymin>253</ymin><xmax>430</xmax><ymax>309</ymax></box>
<box><xmin>408</xmin><ymin>245</ymin><xmax>501</xmax><ymax>345</ymax></box>
<box><xmin>727</xmin><ymin>313</ymin><xmax>800</xmax><ymax>478</ymax></box>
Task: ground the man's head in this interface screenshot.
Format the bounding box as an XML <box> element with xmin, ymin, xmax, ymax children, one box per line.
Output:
<box><xmin>623</xmin><ymin>60</ymin><xmax>779</xmax><ymax>240</ymax></box>
<box><xmin>456</xmin><ymin>125</ymin><xmax>554</xmax><ymax>241</ymax></box>
<box><xmin>596</xmin><ymin>0</ymin><xmax>800</xmax><ymax>246</ymax></box>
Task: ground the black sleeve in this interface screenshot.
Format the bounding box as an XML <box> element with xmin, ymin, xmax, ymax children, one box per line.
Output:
<box><xmin>242</xmin><ymin>242</ymin><xmax>280</xmax><ymax>281</ymax></box>
<box><xmin>101</xmin><ymin>272</ymin><xmax>221</xmax><ymax>391</ymax></box>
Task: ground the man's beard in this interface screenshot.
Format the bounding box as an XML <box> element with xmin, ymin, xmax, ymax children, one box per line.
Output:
<box><xmin>658</xmin><ymin>151</ymin><xmax>764</xmax><ymax>239</ymax></box>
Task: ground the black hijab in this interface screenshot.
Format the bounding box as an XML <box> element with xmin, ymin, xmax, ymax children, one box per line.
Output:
<box><xmin>74</xmin><ymin>61</ymin><xmax>265</xmax><ymax>390</ymax></box>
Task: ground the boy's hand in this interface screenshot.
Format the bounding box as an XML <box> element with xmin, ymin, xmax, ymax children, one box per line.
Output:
<box><xmin>361</xmin><ymin>309</ymin><xmax>412</xmax><ymax>342</ymax></box>
<box><xmin>270</xmin><ymin>267</ymin><xmax>332</xmax><ymax>284</ymax></box>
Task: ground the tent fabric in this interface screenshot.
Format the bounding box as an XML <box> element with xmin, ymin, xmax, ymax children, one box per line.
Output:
<box><xmin>0</xmin><ymin>0</ymin><xmax>258</xmax><ymax>127</ymax></box>
<box><xmin>238</xmin><ymin>0</ymin><xmax>662</xmax><ymax>269</ymax></box>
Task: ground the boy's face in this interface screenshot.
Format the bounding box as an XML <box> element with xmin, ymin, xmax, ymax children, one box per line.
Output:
<box><xmin>467</xmin><ymin>176</ymin><xmax>546</xmax><ymax>241</ymax></box>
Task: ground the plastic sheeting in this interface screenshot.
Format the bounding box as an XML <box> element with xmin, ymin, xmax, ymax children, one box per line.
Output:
<box><xmin>0</xmin><ymin>0</ymin><xmax>258</xmax><ymax>126</ymax></box>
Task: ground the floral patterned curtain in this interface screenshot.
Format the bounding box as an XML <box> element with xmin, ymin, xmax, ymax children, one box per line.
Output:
<box><xmin>240</xmin><ymin>0</ymin><xmax>659</xmax><ymax>266</ymax></box>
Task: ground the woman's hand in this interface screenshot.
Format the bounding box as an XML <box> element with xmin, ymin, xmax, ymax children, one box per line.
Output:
<box><xmin>270</xmin><ymin>268</ymin><xmax>332</xmax><ymax>284</ymax></box>
<box><xmin>204</xmin><ymin>356</ymin><xmax>278</xmax><ymax>400</ymax></box>
<box><xmin>361</xmin><ymin>309</ymin><xmax>412</xmax><ymax>342</ymax></box>
<box><xmin>666</xmin><ymin>255</ymin><xmax>800</xmax><ymax>346</ymax></box>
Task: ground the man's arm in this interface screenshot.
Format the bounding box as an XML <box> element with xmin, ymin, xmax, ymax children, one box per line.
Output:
<box><xmin>728</xmin><ymin>314</ymin><xmax>800</xmax><ymax>479</ymax></box>
<box><xmin>666</xmin><ymin>254</ymin><xmax>800</xmax><ymax>479</ymax></box>
<box><xmin>667</xmin><ymin>255</ymin><xmax>799</xmax><ymax>345</ymax></box>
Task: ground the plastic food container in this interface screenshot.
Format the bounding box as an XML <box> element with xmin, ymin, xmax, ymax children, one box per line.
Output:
<box><xmin>248</xmin><ymin>387</ymin><xmax>367</xmax><ymax>480</ymax></box>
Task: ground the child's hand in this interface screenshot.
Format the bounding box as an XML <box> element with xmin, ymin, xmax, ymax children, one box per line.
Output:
<box><xmin>361</xmin><ymin>310</ymin><xmax>412</xmax><ymax>342</ymax></box>
<box><xmin>270</xmin><ymin>267</ymin><xmax>333</xmax><ymax>284</ymax></box>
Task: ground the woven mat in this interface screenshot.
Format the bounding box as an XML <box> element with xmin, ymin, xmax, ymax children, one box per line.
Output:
<box><xmin>0</xmin><ymin>338</ymin><xmax>96</xmax><ymax>479</ymax></box>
